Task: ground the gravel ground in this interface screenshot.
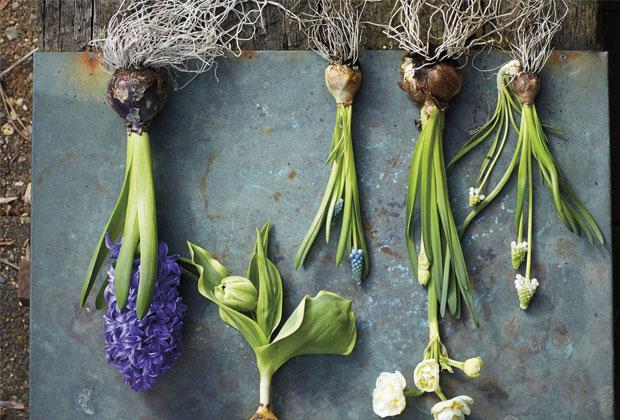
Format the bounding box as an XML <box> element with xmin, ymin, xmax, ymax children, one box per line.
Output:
<box><xmin>0</xmin><ymin>0</ymin><xmax>37</xmax><ymax>418</ymax></box>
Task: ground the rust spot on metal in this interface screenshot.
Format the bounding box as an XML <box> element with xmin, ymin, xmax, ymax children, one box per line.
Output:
<box><xmin>554</xmin><ymin>237</ymin><xmax>576</xmax><ymax>260</ymax></box>
<box><xmin>386</xmin><ymin>156</ymin><xmax>399</xmax><ymax>167</ymax></box>
<box><xmin>259</xmin><ymin>127</ymin><xmax>273</xmax><ymax>136</ymax></box>
<box><xmin>60</xmin><ymin>152</ymin><xmax>75</xmax><ymax>163</ymax></box>
<box><xmin>379</xmin><ymin>245</ymin><xmax>401</xmax><ymax>259</ymax></box>
<box><xmin>75</xmin><ymin>51</ymin><xmax>104</xmax><ymax>76</ymax></box>
<box><xmin>272</xmin><ymin>192</ymin><xmax>281</xmax><ymax>202</ymax></box>
<box><xmin>240</xmin><ymin>50</ymin><xmax>256</xmax><ymax>60</ymax></box>
<box><xmin>200</xmin><ymin>152</ymin><xmax>218</xmax><ymax>215</ymax></box>
<box><xmin>287</xmin><ymin>169</ymin><xmax>297</xmax><ymax>180</ymax></box>
<box><xmin>502</xmin><ymin>316</ymin><xmax>518</xmax><ymax>339</ymax></box>
<box><xmin>549</xmin><ymin>51</ymin><xmax>576</xmax><ymax>65</ymax></box>
<box><xmin>552</xmin><ymin>323</ymin><xmax>571</xmax><ymax>346</ymax></box>
<box><xmin>479</xmin><ymin>380</ymin><xmax>510</xmax><ymax>400</ymax></box>
<box><xmin>363</xmin><ymin>220</ymin><xmax>378</xmax><ymax>238</ymax></box>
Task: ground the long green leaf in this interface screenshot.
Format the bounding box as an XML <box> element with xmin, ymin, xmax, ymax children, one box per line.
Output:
<box><xmin>133</xmin><ymin>132</ymin><xmax>158</xmax><ymax>319</ymax></box>
<box><xmin>255</xmin><ymin>226</ymin><xmax>283</xmax><ymax>338</ymax></box>
<box><xmin>114</xmin><ymin>160</ymin><xmax>139</xmax><ymax>310</ymax></box>
<box><xmin>80</xmin><ymin>135</ymin><xmax>134</xmax><ymax>307</ymax></box>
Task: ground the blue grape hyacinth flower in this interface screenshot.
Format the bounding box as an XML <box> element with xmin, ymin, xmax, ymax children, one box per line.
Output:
<box><xmin>103</xmin><ymin>234</ymin><xmax>187</xmax><ymax>391</ymax></box>
<box><xmin>349</xmin><ymin>248</ymin><xmax>364</xmax><ymax>285</ymax></box>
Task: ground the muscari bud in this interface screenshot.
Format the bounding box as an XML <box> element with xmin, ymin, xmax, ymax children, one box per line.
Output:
<box><xmin>214</xmin><ymin>276</ymin><xmax>258</xmax><ymax>312</ymax></box>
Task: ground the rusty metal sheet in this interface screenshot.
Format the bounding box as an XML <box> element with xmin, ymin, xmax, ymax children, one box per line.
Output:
<box><xmin>31</xmin><ymin>51</ymin><xmax>612</xmax><ymax>419</ymax></box>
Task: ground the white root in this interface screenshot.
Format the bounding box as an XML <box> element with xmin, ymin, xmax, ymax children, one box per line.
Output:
<box><xmin>383</xmin><ymin>0</ymin><xmax>504</xmax><ymax>69</ymax></box>
<box><xmin>92</xmin><ymin>0</ymin><xmax>279</xmax><ymax>74</ymax></box>
<box><xmin>302</xmin><ymin>0</ymin><xmax>377</xmax><ymax>66</ymax></box>
<box><xmin>509</xmin><ymin>0</ymin><xmax>567</xmax><ymax>74</ymax></box>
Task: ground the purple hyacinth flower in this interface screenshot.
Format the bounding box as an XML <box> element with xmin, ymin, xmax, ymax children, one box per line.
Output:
<box><xmin>103</xmin><ymin>234</ymin><xmax>188</xmax><ymax>391</ymax></box>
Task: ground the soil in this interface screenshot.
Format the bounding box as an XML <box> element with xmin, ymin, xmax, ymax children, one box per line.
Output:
<box><xmin>0</xmin><ymin>0</ymin><xmax>37</xmax><ymax>418</ymax></box>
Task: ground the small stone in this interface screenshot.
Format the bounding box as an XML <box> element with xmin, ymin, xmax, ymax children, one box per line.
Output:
<box><xmin>14</xmin><ymin>181</ymin><xmax>23</xmax><ymax>187</ymax></box>
<box><xmin>1</xmin><ymin>123</ymin><xmax>14</xmax><ymax>136</ymax></box>
<box><xmin>15</xmin><ymin>98</ymin><xmax>24</xmax><ymax>107</ymax></box>
<box><xmin>11</xmin><ymin>1</ymin><xmax>19</xmax><ymax>10</ymax></box>
<box><xmin>5</xmin><ymin>27</ymin><xmax>18</xmax><ymax>41</ymax></box>
<box><xmin>0</xmin><ymin>274</ymin><xmax>6</xmax><ymax>285</ymax></box>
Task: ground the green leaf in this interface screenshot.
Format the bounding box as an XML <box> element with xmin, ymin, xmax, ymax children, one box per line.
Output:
<box><xmin>94</xmin><ymin>278</ymin><xmax>108</xmax><ymax>310</ymax></box>
<box><xmin>133</xmin><ymin>132</ymin><xmax>159</xmax><ymax>319</ymax></box>
<box><xmin>255</xmin><ymin>291</ymin><xmax>357</xmax><ymax>377</ymax></box>
<box><xmin>255</xmin><ymin>226</ymin><xmax>283</xmax><ymax>338</ymax></box>
<box><xmin>187</xmin><ymin>242</ymin><xmax>228</xmax><ymax>295</ymax></box>
<box><xmin>186</xmin><ymin>241</ymin><xmax>268</xmax><ymax>348</ymax></box>
<box><xmin>80</xmin><ymin>134</ymin><xmax>134</xmax><ymax>307</ymax></box>
<box><xmin>114</xmin><ymin>166</ymin><xmax>139</xmax><ymax>310</ymax></box>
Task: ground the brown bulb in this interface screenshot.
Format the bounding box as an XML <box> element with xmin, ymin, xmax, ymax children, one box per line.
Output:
<box><xmin>107</xmin><ymin>67</ymin><xmax>169</xmax><ymax>132</ymax></box>
<box><xmin>425</xmin><ymin>63</ymin><xmax>463</xmax><ymax>106</ymax></box>
<box><xmin>325</xmin><ymin>64</ymin><xmax>362</xmax><ymax>105</ymax></box>
<box><xmin>511</xmin><ymin>72</ymin><xmax>540</xmax><ymax>105</ymax></box>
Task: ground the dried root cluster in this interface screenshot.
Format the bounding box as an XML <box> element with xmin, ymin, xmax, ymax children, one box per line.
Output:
<box><xmin>303</xmin><ymin>0</ymin><xmax>376</xmax><ymax>66</ymax></box>
<box><xmin>509</xmin><ymin>0</ymin><xmax>567</xmax><ymax>74</ymax></box>
<box><xmin>384</xmin><ymin>0</ymin><xmax>502</xmax><ymax>69</ymax></box>
<box><xmin>93</xmin><ymin>0</ymin><xmax>273</xmax><ymax>74</ymax></box>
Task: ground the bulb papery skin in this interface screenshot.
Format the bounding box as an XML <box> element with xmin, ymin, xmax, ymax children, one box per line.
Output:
<box><xmin>107</xmin><ymin>67</ymin><xmax>169</xmax><ymax>133</ymax></box>
<box><xmin>250</xmin><ymin>404</ymin><xmax>278</xmax><ymax>420</ymax></box>
<box><xmin>497</xmin><ymin>60</ymin><xmax>521</xmax><ymax>87</ymax></box>
<box><xmin>511</xmin><ymin>72</ymin><xmax>540</xmax><ymax>105</ymax></box>
<box><xmin>325</xmin><ymin>64</ymin><xmax>362</xmax><ymax>105</ymax></box>
<box><xmin>399</xmin><ymin>56</ymin><xmax>463</xmax><ymax>109</ymax></box>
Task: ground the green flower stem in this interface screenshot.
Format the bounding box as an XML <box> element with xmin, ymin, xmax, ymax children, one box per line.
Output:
<box><xmin>525</xmin><ymin>127</ymin><xmax>534</xmax><ymax>280</ymax></box>
<box><xmin>404</xmin><ymin>389</ymin><xmax>425</xmax><ymax>398</ymax></box>
<box><xmin>427</xmin><ymin>276</ymin><xmax>440</xmax><ymax>343</ymax></box>
<box><xmin>259</xmin><ymin>372</ymin><xmax>272</xmax><ymax>406</ymax></box>
<box><xmin>295</xmin><ymin>103</ymin><xmax>369</xmax><ymax>281</ymax></box>
<box><xmin>408</xmin><ymin>104</ymin><xmax>478</xmax><ymax>324</ymax></box>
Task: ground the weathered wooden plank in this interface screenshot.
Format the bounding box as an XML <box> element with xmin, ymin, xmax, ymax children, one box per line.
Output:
<box><xmin>39</xmin><ymin>0</ymin><xmax>600</xmax><ymax>52</ymax></box>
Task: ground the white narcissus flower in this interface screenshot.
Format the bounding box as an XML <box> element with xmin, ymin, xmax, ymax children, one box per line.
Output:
<box><xmin>413</xmin><ymin>359</ymin><xmax>440</xmax><ymax>392</ymax></box>
<box><xmin>372</xmin><ymin>371</ymin><xmax>407</xmax><ymax>418</ymax></box>
<box><xmin>431</xmin><ymin>395</ymin><xmax>474</xmax><ymax>420</ymax></box>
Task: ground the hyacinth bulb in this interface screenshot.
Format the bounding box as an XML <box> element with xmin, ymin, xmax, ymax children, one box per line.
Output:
<box><xmin>103</xmin><ymin>234</ymin><xmax>187</xmax><ymax>391</ymax></box>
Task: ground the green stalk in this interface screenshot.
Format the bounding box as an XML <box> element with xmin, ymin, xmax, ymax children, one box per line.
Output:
<box><xmin>295</xmin><ymin>104</ymin><xmax>369</xmax><ymax>282</ymax></box>
<box><xmin>407</xmin><ymin>105</ymin><xmax>477</xmax><ymax>325</ymax></box>
<box><xmin>132</xmin><ymin>132</ymin><xmax>158</xmax><ymax>319</ymax></box>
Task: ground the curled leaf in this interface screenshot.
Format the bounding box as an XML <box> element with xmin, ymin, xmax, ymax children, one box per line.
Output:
<box><xmin>255</xmin><ymin>291</ymin><xmax>357</xmax><ymax>377</ymax></box>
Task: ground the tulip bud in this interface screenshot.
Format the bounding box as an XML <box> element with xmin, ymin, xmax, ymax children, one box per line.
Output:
<box><xmin>463</xmin><ymin>357</ymin><xmax>483</xmax><ymax>378</ymax></box>
<box><xmin>215</xmin><ymin>276</ymin><xmax>258</xmax><ymax>312</ymax></box>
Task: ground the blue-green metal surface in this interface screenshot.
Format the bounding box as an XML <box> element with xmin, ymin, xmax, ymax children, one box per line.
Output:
<box><xmin>31</xmin><ymin>51</ymin><xmax>612</xmax><ymax>419</ymax></box>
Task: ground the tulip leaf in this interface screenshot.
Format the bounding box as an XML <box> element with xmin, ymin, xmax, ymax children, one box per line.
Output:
<box><xmin>187</xmin><ymin>241</ymin><xmax>228</xmax><ymax>295</ymax></box>
<box><xmin>254</xmin><ymin>226</ymin><xmax>283</xmax><ymax>338</ymax></box>
<box><xmin>187</xmin><ymin>241</ymin><xmax>269</xmax><ymax>348</ymax></box>
<box><xmin>255</xmin><ymin>291</ymin><xmax>356</xmax><ymax>377</ymax></box>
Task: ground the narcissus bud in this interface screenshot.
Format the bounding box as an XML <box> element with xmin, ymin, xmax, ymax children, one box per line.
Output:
<box><xmin>215</xmin><ymin>276</ymin><xmax>258</xmax><ymax>312</ymax></box>
<box><xmin>463</xmin><ymin>357</ymin><xmax>483</xmax><ymax>378</ymax></box>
